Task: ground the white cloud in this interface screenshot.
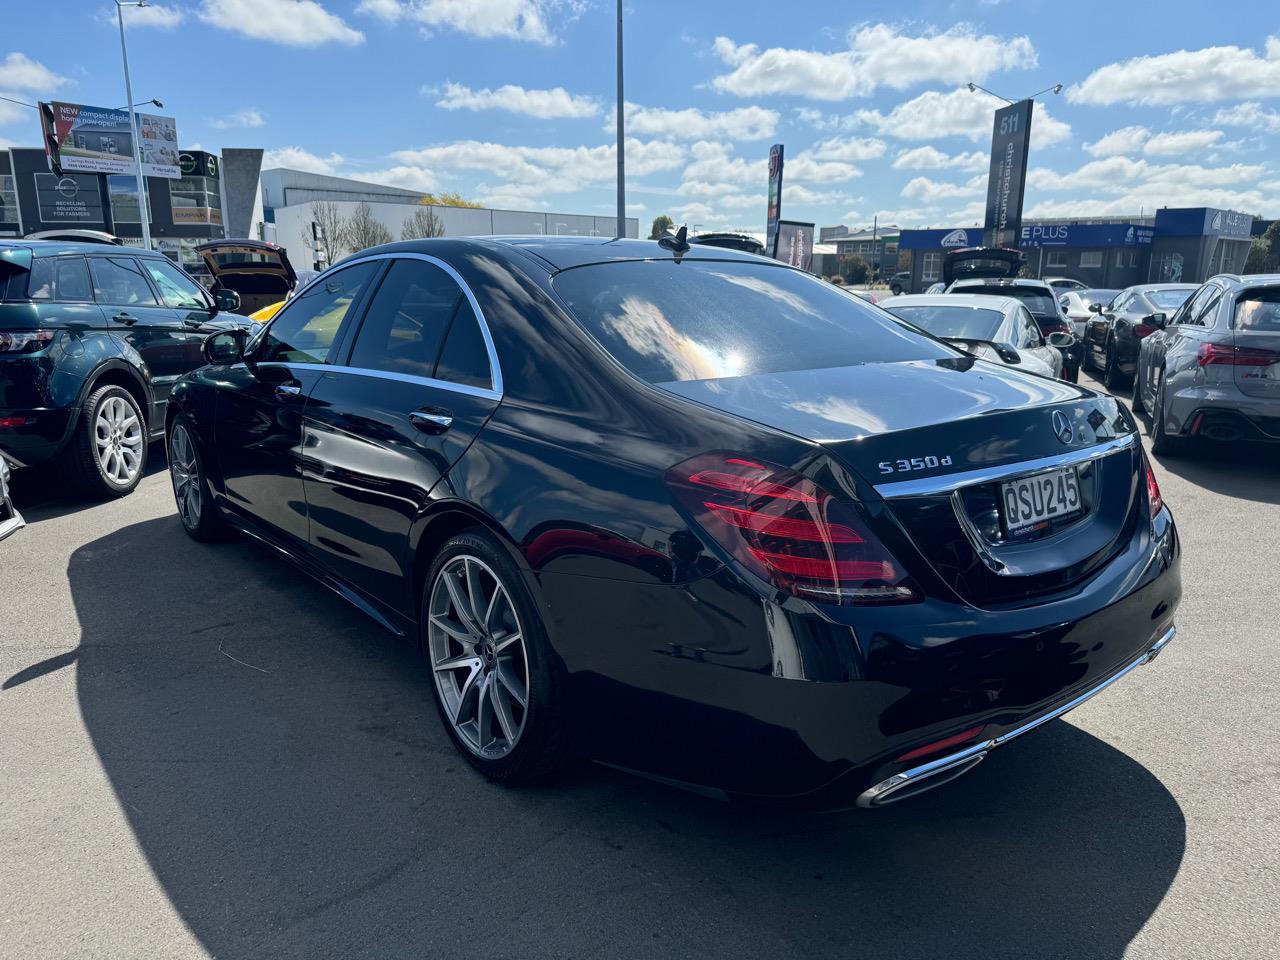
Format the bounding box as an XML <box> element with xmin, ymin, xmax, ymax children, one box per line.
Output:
<box><xmin>618</xmin><ymin>103</ymin><xmax>778</xmax><ymax>141</ymax></box>
<box><xmin>0</xmin><ymin>52</ymin><xmax>70</xmax><ymax>92</ymax></box>
<box><xmin>1024</xmin><ymin>156</ymin><xmax>1275</xmax><ymax>216</ymax></box>
<box><xmin>357</xmin><ymin>0</ymin><xmax>579</xmax><ymax>45</ymax></box>
<box><xmin>892</xmin><ymin>145</ymin><xmax>987</xmax><ymax>171</ymax></box>
<box><xmin>1213</xmin><ymin>102</ymin><xmax>1280</xmax><ymax>134</ymax></box>
<box><xmin>901</xmin><ymin>174</ymin><xmax>986</xmax><ymax>202</ymax></box>
<box><xmin>100</xmin><ymin>3</ymin><xmax>184</xmax><ymax>28</ymax></box>
<box><xmin>262</xmin><ymin>146</ymin><xmax>346</xmax><ymax>175</ymax></box>
<box><xmin>712</xmin><ymin>23</ymin><xmax>1036</xmax><ymax>101</ymax></box>
<box><xmin>209</xmin><ymin>108</ymin><xmax>266</xmax><ymax>129</ymax></box>
<box><xmin>806</xmin><ymin>136</ymin><xmax>886</xmax><ymax>162</ymax></box>
<box><xmin>682</xmin><ymin>140</ymin><xmax>759</xmax><ymax>185</ymax></box>
<box><xmin>1068</xmin><ymin>37</ymin><xmax>1280</xmax><ymax>105</ymax></box>
<box><xmin>1083</xmin><ymin>125</ymin><xmax>1150</xmax><ymax>157</ymax></box>
<box><xmin>198</xmin><ymin>0</ymin><xmax>364</xmax><ymax>46</ymax></box>
<box><xmin>435</xmin><ymin>82</ymin><xmax>599</xmax><ymax>118</ymax></box>
<box><xmin>1142</xmin><ymin>129</ymin><xmax>1223</xmax><ymax>156</ymax></box>
<box><xmin>854</xmin><ymin>88</ymin><xmax>1071</xmax><ymax>148</ymax></box>
<box><xmin>786</xmin><ymin>154</ymin><xmax>861</xmax><ymax>183</ymax></box>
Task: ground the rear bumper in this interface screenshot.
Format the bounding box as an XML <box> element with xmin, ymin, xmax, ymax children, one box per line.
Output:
<box><xmin>856</xmin><ymin>624</ymin><xmax>1176</xmax><ymax>807</ymax></box>
<box><xmin>1165</xmin><ymin>384</ymin><xmax>1280</xmax><ymax>442</ymax></box>
<box><xmin>0</xmin><ymin>406</ymin><xmax>76</xmax><ymax>466</ymax></box>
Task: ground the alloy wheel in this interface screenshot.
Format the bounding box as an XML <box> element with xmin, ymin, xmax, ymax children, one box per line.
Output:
<box><xmin>95</xmin><ymin>395</ymin><xmax>144</xmax><ymax>486</ymax></box>
<box><xmin>428</xmin><ymin>555</ymin><xmax>530</xmax><ymax>760</ymax></box>
<box><xmin>168</xmin><ymin>423</ymin><xmax>202</xmax><ymax>528</ymax></box>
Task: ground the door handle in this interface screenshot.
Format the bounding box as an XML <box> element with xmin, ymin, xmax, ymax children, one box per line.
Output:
<box><xmin>275</xmin><ymin>383</ymin><xmax>303</xmax><ymax>400</ymax></box>
<box><xmin>409</xmin><ymin>408</ymin><xmax>453</xmax><ymax>433</ymax></box>
<box><xmin>112</xmin><ymin>312</ymin><xmax>137</xmax><ymax>325</ymax></box>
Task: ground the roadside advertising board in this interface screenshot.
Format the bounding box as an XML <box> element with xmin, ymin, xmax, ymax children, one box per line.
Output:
<box><xmin>982</xmin><ymin>99</ymin><xmax>1034</xmax><ymax>248</ymax></box>
<box><xmin>39</xmin><ymin>101</ymin><xmax>180</xmax><ymax>179</ymax></box>
<box><xmin>775</xmin><ymin>220</ymin><xmax>814</xmax><ymax>271</ymax></box>
<box><xmin>766</xmin><ymin>143</ymin><xmax>784</xmax><ymax>257</ymax></box>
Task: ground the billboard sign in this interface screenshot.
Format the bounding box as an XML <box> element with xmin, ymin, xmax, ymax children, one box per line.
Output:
<box><xmin>33</xmin><ymin>173</ymin><xmax>106</xmax><ymax>223</ymax></box>
<box><xmin>775</xmin><ymin>219</ymin><xmax>814</xmax><ymax>271</ymax></box>
<box><xmin>38</xmin><ymin>101</ymin><xmax>180</xmax><ymax>179</ymax></box>
<box><xmin>766</xmin><ymin>143</ymin><xmax>784</xmax><ymax>257</ymax></box>
<box><xmin>982</xmin><ymin>99</ymin><xmax>1034</xmax><ymax>248</ymax></box>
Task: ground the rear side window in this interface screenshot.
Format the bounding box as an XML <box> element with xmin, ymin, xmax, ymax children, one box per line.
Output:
<box><xmin>1235</xmin><ymin>291</ymin><xmax>1280</xmax><ymax>331</ymax></box>
<box><xmin>27</xmin><ymin>256</ymin><xmax>93</xmax><ymax>302</ymax></box>
<box><xmin>435</xmin><ymin>300</ymin><xmax>492</xmax><ymax>389</ymax></box>
<box><xmin>348</xmin><ymin>259</ymin><xmax>459</xmax><ymax>378</ymax></box>
<box><xmin>552</xmin><ymin>260</ymin><xmax>952</xmax><ymax>384</ymax></box>
<box><xmin>256</xmin><ymin>260</ymin><xmax>378</xmax><ymax>364</ymax></box>
<box><xmin>89</xmin><ymin>257</ymin><xmax>158</xmax><ymax>306</ymax></box>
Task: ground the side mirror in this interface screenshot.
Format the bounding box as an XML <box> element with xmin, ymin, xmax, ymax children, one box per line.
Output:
<box><xmin>1088</xmin><ymin>302</ymin><xmax>1102</xmax><ymax>313</ymax></box>
<box><xmin>1046</xmin><ymin>331</ymin><xmax>1074</xmax><ymax>349</ymax></box>
<box><xmin>203</xmin><ymin>329</ymin><xmax>246</xmax><ymax>365</ymax></box>
<box><xmin>995</xmin><ymin>344</ymin><xmax>1022</xmax><ymax>364</ymax></box>
<box><xmin>213</xmin><ymin>288</ymin><xmax>242</xmax><ymax>314</ymax></box>
<box><xmin>1147</xmin><ymin>312</ymin><xmax>1167</xmax><ymax>329</ymax></box>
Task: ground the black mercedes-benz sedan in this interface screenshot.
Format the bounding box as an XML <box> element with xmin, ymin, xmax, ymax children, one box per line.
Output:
<box><xmin>1082</xmin><ymin>283</ymin><xmax>1198</xmax><ymax>389</ymax></box>
<box><xmin>165</xmin><ymin>237</ymin><xmax>1180</xmax><ymax>808</ymax></box>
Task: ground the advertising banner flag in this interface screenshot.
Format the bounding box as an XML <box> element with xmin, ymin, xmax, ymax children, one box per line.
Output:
<box><xmin>38</xmin><ymin>101</ymin><xmax>180</xmax><ymax>179</ymax></box>
<box><xmin>766</xmin><ymin>143</ymin><xmax>784</xmax><ymax>257</ymax></box>
<box><xmin>982</xmin><ymin>99</ymin><xmax>1033</xmax><ymax>249</ymax></box>
<box><xmin>775</xmin><ymin>220</ymin><xmax>814</xmax><ymax>271</ymax></box>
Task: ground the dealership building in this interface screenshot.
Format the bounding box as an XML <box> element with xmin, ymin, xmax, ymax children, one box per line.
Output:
<box><xmin>897</xmin><ymin>207</ymin><xmax>1256</xmax><ymax>292</ymax></box>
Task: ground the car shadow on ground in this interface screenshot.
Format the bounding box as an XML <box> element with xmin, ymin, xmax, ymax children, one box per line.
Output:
<box><xmin>46</xmin><ymin>516</ymin><xmax>1186</xmax><ymax>960</ymax></box>
<box><xmin>9</xmin><ymin>445</ymin><xmax>170</xmax><ymax>524</ymax></box>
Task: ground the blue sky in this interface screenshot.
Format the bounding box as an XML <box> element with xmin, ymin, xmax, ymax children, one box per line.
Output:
<box><xmin>3</xmin><ymin>0</ymin><xmax>1280</xmax><ymax>232</ymax></box>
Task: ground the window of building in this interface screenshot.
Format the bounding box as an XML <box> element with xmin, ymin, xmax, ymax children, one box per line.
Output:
<box><xmin>1116</xmin><ymin>249</ymin><xmax>1140</xmax><ymax>268</ymax></box>
<box><xmin>0</xmin><ymin>174</ymin><xmax>16</xmax><ymax>222</ymax></box>
<box><xmin>1080</xmin><ymin>251</ymin><xmax>1103</xmax><ymax>268</ymax></box>
<box><xmin>107</xmin><ymin>175</ymin><xmax>141</xmax><ymax>224</ymax></box>
<box><xmin>922</xmin><ymin>251</ymin><xmax>942</xmax><ymax>280</ymax></box>
<box><xmin>1046</xmin><ymin>251</ymin><xmax>1068</xmax><ymax>268</ymax></box>
<box><xmin>169</xmin><ymin>175</ymin><xmax>222</xmax><ymax>214</ymax></box>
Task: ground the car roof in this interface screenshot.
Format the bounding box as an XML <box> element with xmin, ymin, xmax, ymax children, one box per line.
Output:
<box><xmin>0</xmin><ymin>239</ymin><xmax>159</xmax><ymax>258</ymax></box>
<box><xmin>885</xmin><ymin>293</ymin><xmax>1022</xmax><ymax>313</ymax></box>
<box><xmin>1131</xmin><ymin>283</ymin><xmax>1198</xmax><ymax>294</ymax></box>
<box><xmin>950</xmin><ymin>277</ymin><xmax>1053</xmax><ymax>292</ymax></box>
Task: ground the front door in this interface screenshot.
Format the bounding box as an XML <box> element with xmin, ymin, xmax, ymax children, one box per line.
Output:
<box><xmin>302</xmin><ymin>256</ymin><xmax>501</xmax><ymax>616</ymax></box>
<box><xmin>87</xmin><ymin>255</ymin><xmax>188</xmax><ymax>426</ymax></box>
<box><xmin>138</xmin><ymin>256</ymin><xmax>222</xmax><ymax>371</ymax></box>
<box><xmin>216</xmin><ymin>260</ymin><xmax>382</xmax><ymax>546</ymax></box>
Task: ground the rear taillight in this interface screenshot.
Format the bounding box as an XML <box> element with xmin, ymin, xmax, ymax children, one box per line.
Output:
<box><xmin>0</xmin><ymin>330</ymin><xmax>54</xmax><ymax>354</ymax></box>
<box><xmin>1039</xmin><ymin>318</ymin><xmax>1071</xmax><ymax>336</ymax></box>
<box><xmin>665</xmin><ymin>453</ymin><xmax>919</xmax><ymax>604</ymax></box>
<box><xmin>1197</xmin><ymin>343</ymin><xmax>1280</xmax><ymax>367</ymax></box>
<box><xmin>1133</xmin><ymin>323</ymin><xmax>1156</xmax><ymax>339</ymax></box>
<box><xmin>1143</xmin><ymin>452</ymin><xmax>1163</xmax><ymax>518</ymax></box>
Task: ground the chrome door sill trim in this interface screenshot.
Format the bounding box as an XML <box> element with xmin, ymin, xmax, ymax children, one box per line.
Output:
<box><xmin>856</xmin><ymin>624</ymin><xmax>1176</xmax><ymax>808</ymax></box>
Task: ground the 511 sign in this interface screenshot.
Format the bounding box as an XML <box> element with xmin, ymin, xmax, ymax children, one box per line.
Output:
<box><xmin>983</xmin><ymin>99</ymin><xmax>1034</xmax><ymax>249</ymax></box>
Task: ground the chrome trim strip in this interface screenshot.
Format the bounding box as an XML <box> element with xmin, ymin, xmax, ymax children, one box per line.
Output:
<box><xmin>874</xmin><ymin>432</ymin><xmax>1137</xmax><ymax>500</ymax></box>
<box><xmin>856</xmin><ymin>624</ymin><xmax>1176</xmax><ymax>808</ymax></box>
<box><xmin>258</xmin><ymin>251</ymin><xmax>504</xmax><ymax>398</ymax></box>
<box><xmin>263</xmin><ymin>361</ymin><xmax>502</xmax><ymax>402</ymax></box>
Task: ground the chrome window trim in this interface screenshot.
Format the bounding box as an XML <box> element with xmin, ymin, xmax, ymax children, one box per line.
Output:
<box><xmin>873</xmin><ymin>431</ymin><xmax>1137</xmax><ymax>500</ymax></box>
<box><xmin>263</xmin><ymin>361</ymin><xmax>501</xmax><ymax>401</ymax></box>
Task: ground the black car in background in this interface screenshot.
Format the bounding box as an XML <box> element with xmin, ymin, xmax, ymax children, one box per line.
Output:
<box><xmin>167</xmin><ymin>237</ymin><xmax>1179</xmax><ymax>809</ymax></box>
<box><xmin>0</xmin><ymin>240</ymin><xmax>246</xmax><ymax>498</ymax></box>
<box><xmin>1083</xmin><ymin>284</ymin><xmax>1198</xmax><ymax>389</ymax></box>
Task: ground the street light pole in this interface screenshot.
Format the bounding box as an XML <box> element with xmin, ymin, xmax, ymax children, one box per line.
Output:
<box><xmin>614</xmin><ymin>0</ymin><xmax>625</xmax><ymax>239</ymax></box>
<box><xmin>115</xmin><ymin>0</ymin><xmax>152</xmax><ymax>250</ymax></box>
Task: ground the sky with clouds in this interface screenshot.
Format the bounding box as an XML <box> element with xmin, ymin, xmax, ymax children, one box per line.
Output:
<box><xmin>2</xmin><ymin>0</ymin><xmax>1279</xmax><ymax>231</ymax></box>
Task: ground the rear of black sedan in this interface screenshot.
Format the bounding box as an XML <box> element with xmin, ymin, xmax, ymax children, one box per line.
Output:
<box><xmin>166</xmin><ymin>237</ymin><xmax>1180</xmax><ymax>809</ymax></box>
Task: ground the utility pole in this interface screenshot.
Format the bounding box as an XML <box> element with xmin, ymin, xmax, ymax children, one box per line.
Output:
<box><xmin>614</xmin><ymin>0</ymin><xmax>625</xmax><ymax>239</ymax></box>
<box><xmin>116</xmin><ymin>1</ymin><xmax>152</xmax><ymax>249</ymax></box>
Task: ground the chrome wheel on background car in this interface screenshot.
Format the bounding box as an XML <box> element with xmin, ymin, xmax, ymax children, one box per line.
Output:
<box><xmin>428</xmin><ymin>554</ymin><xmax>530</xmax><ymax>760</ymax></box>
<box><xmin>95</xmin><ymin>394</ymin><xmax>144</xmax><ymax>487</ymax></box>
<box><xmin>168</xmin><ymin>422</ymin><xmax>202</xmax><ymax>530</ymax></box>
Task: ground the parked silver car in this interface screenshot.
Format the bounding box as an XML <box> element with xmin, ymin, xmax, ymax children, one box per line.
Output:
<box><xmin>0</xmin><ymin>455</ymin><xmax>24</xmax><ymax>542</ymax></box>
<box><xmin>1134</xmin><ymin>273</ymin><xmax>1280</xmax><ymax>454</ymax></box>
<box><xmin>883</xmin><ymin>293</ymin><xmax>1067</xmax><ymax>378</ymax></box>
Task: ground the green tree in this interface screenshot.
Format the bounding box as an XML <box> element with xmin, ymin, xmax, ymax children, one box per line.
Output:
<box><xmin>843</xmin><ymin>253</ymin><xmax>870</xmax><ymax>285</ymax></box>
<box><xmin>649</xmin><ymin>215</ymin><xmax>674</xmax><ymax>239</ymax></box>
<box><xmin>1245</xmin><ymin>221</ymin><xmax>1280</xmax><ymax>274</ymax></box>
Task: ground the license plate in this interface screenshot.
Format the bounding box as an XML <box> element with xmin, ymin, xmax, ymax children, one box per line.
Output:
<box><xmin>1000</xmin><ymin>467</ymin><xmax>1082</xmax><ymax>536</ymax></box>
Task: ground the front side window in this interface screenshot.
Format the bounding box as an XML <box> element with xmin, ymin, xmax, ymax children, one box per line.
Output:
<box><xmin>88</xmin><ymin>257</ymin><xmax>158</xmax><ymax>306</ymax></box>
<box><xmin>256</xmin><ymin>261</ymin><xmax>378</xmax><ymax>364</ymax></box>
<box><xmin>27</xmin><ymin>256</ymin><xmax>92</xmax><ymax>302</ymax></box>
<box><xmin>142</xmin><ymin>258</ymin><xmax>207</xmax><ymax>309</ymax></box>
<box><xmin>552</xmin><ymin>260</ymin><xmax>954</xmax><ymax>384</ymax></box>
<box><xmin>348</xmin><ymin>259</ymin><xmax>460</xmax><ymax>378</ymax></box>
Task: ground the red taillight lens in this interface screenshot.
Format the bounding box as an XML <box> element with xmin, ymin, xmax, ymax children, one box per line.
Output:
<box><xmin>1133</xmin><ymin>323</ymin><xmax>1156</xmax><ymax>339</ymax></box>
<box><xmin>666</xmin><ymin>453</ymin><xmax>919</xmax><ymax>604</ymax></box>
<box><xmin>1197</xmin><ymin>343</ymin><xmax>1280</xmax><ymax>367</ymax></box>
<box><xmin>0</xmin><ymin>330</ymin><xmax>54</xmax><ymax>354</ymax></box>
<box><xmin>1144</xmin><ymin>453</ymin><xmax>1163</xmax><ymax>518</ymax></box>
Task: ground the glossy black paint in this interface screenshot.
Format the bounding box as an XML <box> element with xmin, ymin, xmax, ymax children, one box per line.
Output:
<box><xmin>168</xmin><ymin>237</ymin><xmax>1181</xmax><ymax>805</ymax></box>
<box><xmin>1085</xmin><ymin>284</ymin><xmax>1198</xmax><ymax>380</ymax></box>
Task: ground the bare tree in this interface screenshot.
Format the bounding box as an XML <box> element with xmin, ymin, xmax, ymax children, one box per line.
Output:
<box><xmin>305</xmin><ymin>200</ymin><xmax>347</xmax><ymax>269</ymax></box>
<box><xmin>401</xmin><ymin>205</ymin><xmax>445</xmax><ymax>240</ymax></box>
<box><xmin>343</xmin><ymin>202</ymin><xmax>394</xmax><ymax>253</ymax></box>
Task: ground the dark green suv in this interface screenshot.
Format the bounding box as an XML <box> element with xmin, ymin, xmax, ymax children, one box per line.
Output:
<box><xmin>0</xmin><ymin>240</ymin><xmax>246</xmax><ymax>498</ymax></box>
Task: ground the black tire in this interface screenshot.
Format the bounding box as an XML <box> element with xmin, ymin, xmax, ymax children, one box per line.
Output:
<box><xmin>422</xmin><ymin>530</ymin><xmax>579</xmax><ymax>783</ymax></box>
<box><xmin>65</xmin><ymin>384</ymin><xmax>147</xmax><ymax>499</ymax></box>
<box><xmin>167</xmin><ymin>413</ymin><xmax>226</xmax><ymax>542</ymax></box>
<box><xmin>1150</xmin><ymin>375</ymin><xmax>1187</xmax><ymax>457</ymax></box>
<box><xmin>1102</xmin><ymin>341</ymin><xmax>1128</xmax><ymax>390</ymax></box>
<box><xmin>1130</xmin><ymin>371</ymin><xmax>1146</xmax><ymax>415</ymax></box>
<box><xmin>1082</xmin><ymin>337</ymin><xmax>1097</xmax><ymax>373</ymax></box>
<box><xmin>890</xmin><ymin>284</ymin><xmax>903</xmax><ymax>296</ymax></box>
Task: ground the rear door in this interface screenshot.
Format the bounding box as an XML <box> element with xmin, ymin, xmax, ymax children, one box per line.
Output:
<box><xmin>302</xmin><ymin>255</ymin><xmax>501</xmax><ymax>614</ymax></box>
<box><xmin>87</xmin><ymin>255</ymin><xmax>188</xmax><ymax>423</ymax></box>
<box><xmin>1231</xmin><ymin>288</ymin><xmax>1280</xmax><ymax>401</ymax></box>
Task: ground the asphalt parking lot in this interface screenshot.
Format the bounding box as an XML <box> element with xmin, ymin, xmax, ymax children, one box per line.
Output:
<box><xmin>3</xmin><ymin>368</ymin><xmax>1278</xmax><ymax>960</ymax></box>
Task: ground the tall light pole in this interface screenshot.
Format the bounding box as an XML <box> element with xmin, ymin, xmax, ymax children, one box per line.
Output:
<box><xmin>116</xmin><ymin>0</ymin><xmax>152</xmax><ymax>249</ymax></box>
<box><xmin>614</xmin><ymin>0</ymin><xmax>625</xmax><ymax>239</ymax></box>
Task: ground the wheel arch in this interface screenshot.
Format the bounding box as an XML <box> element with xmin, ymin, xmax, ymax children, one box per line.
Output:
<box><xmin>77</xmin><ymin>360</ymin><xmax>153</xmax><ymax>429</ymax></box>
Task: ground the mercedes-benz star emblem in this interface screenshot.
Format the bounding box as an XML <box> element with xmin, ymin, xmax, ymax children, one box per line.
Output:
<box><xmin>1052</xmin><ymin>410</ymin><xmax>1074</xmax><ymax>445</ymax></box>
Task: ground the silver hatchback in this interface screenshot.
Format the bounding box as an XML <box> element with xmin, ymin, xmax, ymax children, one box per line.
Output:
<box><xmin>1134</xmin><ymin>274</ymin><xmax>1280</xmax><ymax>454</ymax></box>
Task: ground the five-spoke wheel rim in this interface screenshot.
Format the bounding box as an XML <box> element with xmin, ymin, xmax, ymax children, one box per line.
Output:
<box><xmin>168</xmin><ymin>423</ymin><xmax>201</xmax><ymax>528</ymax></box>
<box><xmin>428</xmin><ymin>555</ymin><xmax>530</xmax><ymax>760</ymax></box>
<box><xmin>95</xmin><ymin>395</ymin><xmax>143</xmax><ymax>486</ymax></box>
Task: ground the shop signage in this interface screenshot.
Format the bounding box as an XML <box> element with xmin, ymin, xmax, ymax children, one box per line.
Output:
<box><xmin>983</xmin><ymin>99</ymin><xmax>1034</xmax><ymax>248</ymax></box>
<box><xmin>33</xmin><ymin>173</ymin><xmax>104</xmax><ymax>222</ymax></box>
<box><xmin>775</xmin><ymin>220</ymin><xmax>814</xmax><ymax>271</ymax></box>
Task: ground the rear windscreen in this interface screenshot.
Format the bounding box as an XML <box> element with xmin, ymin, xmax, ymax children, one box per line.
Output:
<box><xmin>552</xmin><ymin>260</ymin><xmax>955</xmax><ymax>383</ymax></box>
<box><xmin>961</xmin><ymin>285</ymin><xmax>1058</xmax><ymax>317</ymax></box>
<box><xmin>885</xmin><ymin>305</ymin><xmax>1005</xmax><ymax>342</ymax></box>
<box><xmin>1235</xmin><ymin>291</ymin><xmax>1280</xmax><ymax>331</ymax></box>
<box><xmin>1147</xmin><ymin>288</ymin><xmax>1195</xmax><ymax>311</ymax></box>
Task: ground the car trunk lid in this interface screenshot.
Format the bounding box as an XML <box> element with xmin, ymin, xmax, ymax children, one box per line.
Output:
<box><xmin>941</xmin><ymin>247</ymin><xmax>1025</xmax><ymax>287</ymax></box>
<box><xmin>196</xmin><ymin>240</ymin><xmax>297</xmax><ymax>315</ymax></box>
<box><xmin>1230</xmin><ymin>289</ymin><xmax>1280</xmax><ymax>401</ymax></box>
